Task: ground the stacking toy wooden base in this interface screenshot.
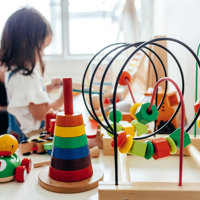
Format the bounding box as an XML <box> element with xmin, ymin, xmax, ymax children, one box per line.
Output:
<box><xmin>38</xmin><ymin>165</ymin><xmax>103</xmax><ymax>193</ymax></box>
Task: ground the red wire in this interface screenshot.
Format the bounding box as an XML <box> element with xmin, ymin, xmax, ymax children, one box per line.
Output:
<box><xmin>125</xmin><ymin>78</ymin><xmax>136</xmax><ymax>104</ymax></box>
<box><xmin>148</xmin><ymin>77</ymin><xmax>185</xmax><ymax>186</ymax></box>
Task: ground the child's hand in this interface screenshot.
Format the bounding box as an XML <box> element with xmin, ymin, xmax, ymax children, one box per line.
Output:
<box><xmin>51</xmin><ymin>78</ymin><xmax>62</xmax><ymax>90</ymax></box>
<box><xmin>46</xmin><ymin>78</ymin><xmax>62</xmax><ymax>93</ymax></box>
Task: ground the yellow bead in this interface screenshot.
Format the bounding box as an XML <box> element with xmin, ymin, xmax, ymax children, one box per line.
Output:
<box><xmin>130</xmin><ymin>103</ymin><xmax>142</xmax><ymax>118</ymax></box>
<box><xmin>119</xmin><ymin>135</ymin><xmax>133</xmax><ymax>154</ymax></box>
<box><xmin>197</xmin><ymin>117</ymin><xmax>200</xmax><ymax>128</ymax></box>
<box><xmin>120</xmin><ymin>121</ymin><xmax>135</xmax><ymax>136</ymax></box>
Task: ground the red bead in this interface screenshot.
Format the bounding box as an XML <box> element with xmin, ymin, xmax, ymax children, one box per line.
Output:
<box><xmin>151</xmin><ymin>138</ymin><xmax>170</xmax><ymax>160</ymax></box>
<box><xmin>111</xmin><ymin>131</ymin><xmax>126</xmax><ymax>147</ymax></box>
<box><xmin>119</xmin><ymin>71</ymin><xmax>131</xmax><ymax>86</ymax></box>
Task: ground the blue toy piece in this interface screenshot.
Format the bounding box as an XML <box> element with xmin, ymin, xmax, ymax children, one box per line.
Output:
<box><xmin>52</xmin><ymin>144</ymin><xmax>90</xmax><ymax>160</ymax></box>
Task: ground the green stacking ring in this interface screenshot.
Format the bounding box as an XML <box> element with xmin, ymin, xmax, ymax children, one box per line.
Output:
<box><xmin>144</xmin><ymin>140</ymin><xmax>154</xmax><ymax>160</ymax></box>
<box><xmin>53</xmin><ymin>134</ymin><xmax>88</xmax><ymax>149</ymax></box>
<box><xmin>166</xmin><ymin>137</ymin><xmax>177</xmax><ymax>154</ymax></box>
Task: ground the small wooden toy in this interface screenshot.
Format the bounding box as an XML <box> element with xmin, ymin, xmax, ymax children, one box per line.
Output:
<box><xmin>38</xmin><ymin>78</ymin><xmax>103</xmax><ymax>193</ymax></box>
<box><xmin>19</xmin><ymin>134</ymin><xmax>53</xmax><ymax>155</ymax></box>
<box><xmin>0</xmin><ymin>134</ymin><xmax>32</xmax><ymax>182</ymax></box>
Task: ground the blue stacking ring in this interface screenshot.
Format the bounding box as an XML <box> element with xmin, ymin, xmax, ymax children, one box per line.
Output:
<box><xmin>52</xmin><ymin>144</ymin><xmax>90</xmax><ymax>160</ymax></box>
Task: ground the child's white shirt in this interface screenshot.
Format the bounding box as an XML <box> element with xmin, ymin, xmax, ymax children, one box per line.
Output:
<box><xmin>5</xmin><ymin>70</ymin><xmax>50</xmax><ymax>135</ymax></box>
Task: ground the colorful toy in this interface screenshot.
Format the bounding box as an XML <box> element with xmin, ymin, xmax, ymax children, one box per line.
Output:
<box><xmin>38</xmin><ymin>78</ymin><xmax>103</xmax><ymax>193</ymax></box>
<box><xmin>0</xmin><ymin>134</ymin><xmax>32</xmax><ymax>182</ymax></box>
<box><xmin>81</xmin><ymin>37</ymin><xmax>200</xmax><ymax>199</ymax></box>
<box><xmin>143</xmin><ymin>90</ymin><xmax>179</xmax><ymax>133</ymax></box>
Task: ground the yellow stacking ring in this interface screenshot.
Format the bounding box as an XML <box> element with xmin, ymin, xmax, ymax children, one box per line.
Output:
<box><xmin>54</xmin><ymin>124</ymin><xmax>85</xmax><ymax>137</ymax></box>
<box><xmin>166</xmin><ymin>137</ymin><xmax>177</xmax><ymax>154</ymax></box>
<box><xmin>119</xmin><ymin>135</ymin><xmax>133</xmax><ymax>154</ymax></box>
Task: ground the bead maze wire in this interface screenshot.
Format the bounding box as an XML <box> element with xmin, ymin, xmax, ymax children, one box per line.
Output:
<box><xmin>147</xmin><ymin>77</ymin><xmax>185</xmax><ymax>186</ymax></box>
<box><xmin>194</xmin><ymin>44</ymin><xmax>200</xmax><ymax>137</ymax></box>
<box><xmin>82</xmin><ymin>37</ymin><xmax>200</xmax><ymax>186</ymax></box>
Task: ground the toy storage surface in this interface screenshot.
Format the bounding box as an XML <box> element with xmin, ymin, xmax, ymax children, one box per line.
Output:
<box><xmin>1</xmin><ymin>151</ymin><xmax>200</xmax><ymax>200</ymax></box>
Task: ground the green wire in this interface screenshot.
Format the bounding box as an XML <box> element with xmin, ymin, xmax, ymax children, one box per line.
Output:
<box><xmin>194</xmin><ymin>44</ymin><xmax>200</xmax><ymax>137</ymax></box>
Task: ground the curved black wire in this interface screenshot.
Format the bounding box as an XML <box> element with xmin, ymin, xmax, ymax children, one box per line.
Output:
<box><xmin>112</xmin><ymin>37</ymin><xmax>199</xmax><ymax>185</ymax></box>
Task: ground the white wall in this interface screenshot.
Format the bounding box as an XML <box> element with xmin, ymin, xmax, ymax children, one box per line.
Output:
<box><xmin>153</xmin><ymin>0</ymin><xmax>200</xmax><ymax>134</ymax></box>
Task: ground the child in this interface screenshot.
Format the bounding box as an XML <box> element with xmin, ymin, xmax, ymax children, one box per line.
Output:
<box><xmin>0</xmin><ymin>8</ymin><xmax>64</xmax><ymax>142</ymax></box>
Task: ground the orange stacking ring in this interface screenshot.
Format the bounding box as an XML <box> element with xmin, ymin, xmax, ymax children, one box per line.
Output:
<box><xmin>54</xmin><ymin>124</ymin><xmax>85</xmax><ymax>137</ymax></box>
<box><xmin>49</xmin><ymin>165</ymin><xmax>93</xmax><ymax>182</ymax></box>
<box><xmin>56</xmin><ymin>111</ymin><xmax>84</xmax><ymax>127</ymax></box>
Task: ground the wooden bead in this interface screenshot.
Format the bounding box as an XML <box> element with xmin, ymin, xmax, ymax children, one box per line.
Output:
<box><xmin>119</xmin><ymin>71</ymin><xmax>131</xmax><ymax>86</ymax></box>
<box><xmin>129</xmin><ymin>140</ymin><xmax>147</xmax><ymax>157</ymax></box>
<box><xmin>107</xmin><ymin>123</ymin><xmax>123</xmax><ymax>138</ymax></box>
<box><xmin>144</xmin><ymin>140</ymin><xmax>154</xmax><ymax>160</ymax></box>
<box><xmin>53</xmin><ymin>135</ymin><xmax>88</xmax><ymax>149</ymax></box>
<box><xmin>54</xmin><ymin>124</ymin><xmax>85</xmax><ymax>138</ymax></box>
<box><xmin>165</xmin><ymin>137</ymin><xmax>177</xmax><ymax>154</ymax></box>
<box><xmin>129</xmin><ymin>103</ymin><xmax>142</xmax><ymax>119</ymax></box>
<box><xmin>51</xmin><ymin>155</ymin><xmax>91</xmax><ymax>171</ymax></box>
<box><xmin>197</xmin><ymin>116</ymin><xmax>200</xmax><ymax>128</ymax></box>
<box><xmin>135</xmin><ymin>103</ymin><xmax>158</xmax><ymax>124</ymax></box>
<box><xmin>52</xmin><ymin>145</ymin><xmax>89</xmax><ymax>160</ymax></box>
<box><xmin>49</xmin><ymin>165</ymin><xmax>93</xmax><ymax>182</ymax></box>
<box><xmin>119</xmin><ymin>135</ymin><xmax>133</xmax><ymax>154</ymax></box>
<box><xmin>120</xmin><ymin>121</ymin><xmax>135</xmax><ymax>136</ymax></box>
<box><xmin>151</xmin><ymin>138</ymin><xmax>170</xmax><ymax>160</ymax></box>
<box><xmin>109</xmin><ymin>109</ymin><xmax>122</xmax><ymax>123</ymax></box>
<box><xmin>111</xmin><ymin>131</ymin><xmax>126</xmax><ymax>147</ymax></box>
<box><xmin>56</xmin><ymin>111</ymin><xmax>84</xmax><ymax>127</ymax></box>
<box><xmin>131</xmin><ymin>120</ymin><xmax>148</xmax><ymax>136</ymax></box>
<box><xmin>169</xmin><ymin>128</ymin><xmax>191</xmax><ymax>148</ymax></box>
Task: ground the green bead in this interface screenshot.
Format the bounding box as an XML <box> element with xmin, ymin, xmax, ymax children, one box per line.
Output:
<box><xmin>107</xmin><ymin>123</ymin><xmax>123</xmax><ymax>137</ymax></box>
<box><xmin>166</xmin><ymin>137</ymin><xmax>177</xmax><ymax>154</ymax></box>
<box><xmin>144</xmin><ymin>140</ymin><xmax>154</xmax><ymax>159</ymax></box>
<box><xmin>131</xmin><ymin>120</ymin><xmax>148</xmax><ymax>136</ymax></box>
<box><xmin>129</xmin><ymin>140</ymin><xmax>147</xmax><ymax>157</ymax></box>
<box><xmin>109</xmin><ymin>109</ymin><xmax>122</xmax><ymax>123</ymax></box>
<box><xmin>135</xmin><ymin>103</ymin><xmax>158</xmax><ymax>125</ymax></box>
<box><xmin>170</xmin><ymin>128</ymin><xmax>191</xmax><ymax>148</ymax></box>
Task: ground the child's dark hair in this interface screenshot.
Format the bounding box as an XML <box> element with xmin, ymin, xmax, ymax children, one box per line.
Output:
<box><xmin>0</xmin><ymin>7</ymin><xmax>52</xmax><ymax>75</ymax></box>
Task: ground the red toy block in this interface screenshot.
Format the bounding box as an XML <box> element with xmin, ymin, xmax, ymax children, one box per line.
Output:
<box><xmin>151</xmin><ymin>138</ymin><xmax>170</xmax><ymax>160</ymax></box>
<box><xmin>194</xmin><ymin>99</ymin><xmax>200</xmax><ymax>114</ymax></box>
<box><xmin>45</xmin><ymin>112</ymin><xmax>56</xmax><ymax>133</ymax></box>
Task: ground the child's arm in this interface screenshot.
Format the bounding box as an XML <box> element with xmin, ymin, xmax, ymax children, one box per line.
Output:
<box><xmin>28</xmin><ymin>92</ymin><xmax>64</xmax><ymax>121</ymax></box>
<box><xmin>46</xmin><ymin>78</ymin><xmax>62</xmax><ymax>93</ymax></box>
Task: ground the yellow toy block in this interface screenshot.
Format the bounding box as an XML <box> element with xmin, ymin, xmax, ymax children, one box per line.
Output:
<box><xmin>119</xmin><ymin>121</ymin><xmax>135</xmax><ymax>137</ymax></box>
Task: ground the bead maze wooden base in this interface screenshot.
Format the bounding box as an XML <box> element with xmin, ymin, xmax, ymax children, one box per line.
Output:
<box><xmin>98</xmin><ymin>181</ymin><xmax>200</xmax><ymax>200</ymax></box>
<box><xmin>38</xmin><ymin>165</ymin><xmax>103</xmax><ymax>193</ymax></box>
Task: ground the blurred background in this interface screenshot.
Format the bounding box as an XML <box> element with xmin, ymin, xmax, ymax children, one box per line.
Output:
<box><xmin>0</xmin><ymin>0</ymin><xmax>200</xmax><ymax>134</ymax></box>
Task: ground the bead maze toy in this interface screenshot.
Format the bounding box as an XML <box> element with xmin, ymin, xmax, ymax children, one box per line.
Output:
<box><xmin>81</xmin><ymin>38</ymin><xmax>200</xmax><ymax>199</ymax></box>
<box><xmin>38</xmin><ymin>78</ymin><xmax>103</xmax><ymax>193</ymax></box>
<box><xmin>0</xmin><ymin>134</ymin><xmax>32</xmax><ymax>182</ymax></box>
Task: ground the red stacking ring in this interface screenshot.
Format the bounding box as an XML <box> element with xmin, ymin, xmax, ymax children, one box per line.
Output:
<box><xmin>49</xmin><ymin>165</ymin><xmax>93</xmax><ymax>182</ymax></box>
